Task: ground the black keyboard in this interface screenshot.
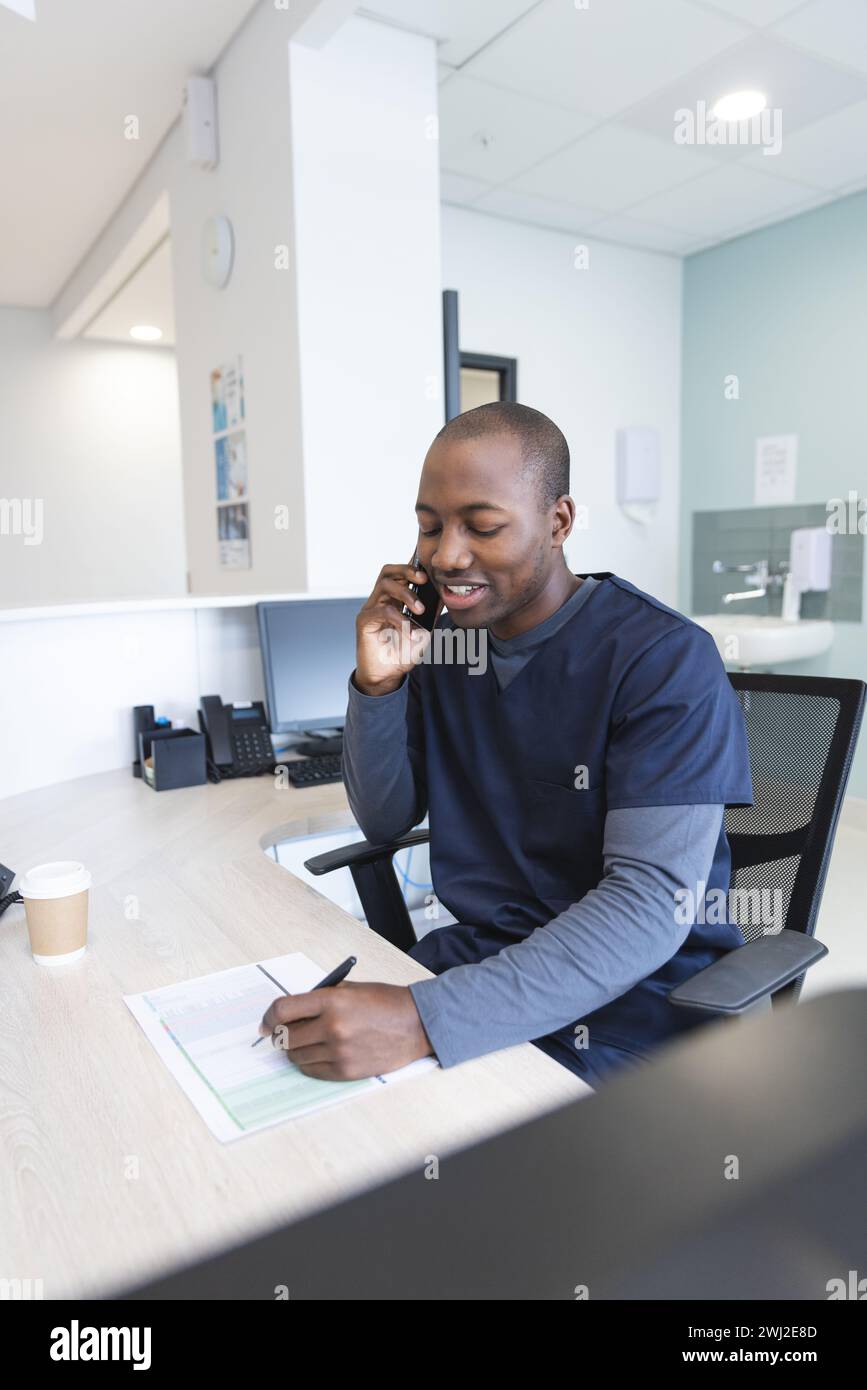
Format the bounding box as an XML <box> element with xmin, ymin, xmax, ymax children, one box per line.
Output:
<box><xmin>285</xmin><ymin>753</ymin><xmax>343</xmax><ymax>788</ymax></box>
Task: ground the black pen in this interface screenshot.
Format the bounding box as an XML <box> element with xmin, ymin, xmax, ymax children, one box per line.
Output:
<box><xmin>251</xmin><ymin>955</ymin><xmax>357</xmax><ymax>1046</ymax></box>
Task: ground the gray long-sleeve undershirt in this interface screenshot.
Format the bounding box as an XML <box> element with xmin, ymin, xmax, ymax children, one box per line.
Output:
<box><xmin>342</xmin><ymin>601</ymin><xmax>725</xmax><ymax>1069</ymax></box>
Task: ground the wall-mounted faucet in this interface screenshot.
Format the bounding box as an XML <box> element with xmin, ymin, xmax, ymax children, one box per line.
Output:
<box><xmin>712</xmin><ymin>559</ymin><xmax>788</xmax><ymax>604</ymax></box>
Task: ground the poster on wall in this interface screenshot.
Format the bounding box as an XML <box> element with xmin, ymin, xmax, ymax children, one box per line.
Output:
<box><xmin>211</xmin><ymin>355</ymin><xmax>251</xmax><ymax>569</ymax></box>
<box><xmin>215</xmin><ymin>431</ymin><xmax>248</xmax><ymax>502</ymax></box>
<box><xmin>217</xmin><ymin>503</ymin><xmax>250</xmax><ymax>570</ymax></box>
<box><xmin>211</xmin><ymin>357</ymin><xmax>245</xmax><ymax>434</ymax></box>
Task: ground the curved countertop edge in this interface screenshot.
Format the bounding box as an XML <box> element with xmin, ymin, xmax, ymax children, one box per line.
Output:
<box><xmin>0</xmin><ymin>767</ymin><xmax>587</xmax><ymax>1300</ymax></box>
<box><xmin>258</xmin><ymin>806</ymin><xmax>361</xmax><ymax>856</ymax></box>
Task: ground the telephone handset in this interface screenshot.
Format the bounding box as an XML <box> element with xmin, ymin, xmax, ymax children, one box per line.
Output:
<box><xmin>198</xmin><ymin>696</ymin><xmax>275</xmax><ymax>780</ymax></box>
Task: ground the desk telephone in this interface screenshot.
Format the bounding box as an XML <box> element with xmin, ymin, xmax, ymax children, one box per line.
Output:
<box><xmin>198</xmin><ymin>696</ymin><xmax>276</xmax><ymax>780</ymax></box>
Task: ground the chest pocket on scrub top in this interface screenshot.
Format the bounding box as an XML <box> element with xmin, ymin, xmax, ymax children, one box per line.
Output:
<box><xmin>522</xmin><ymin>780</ymin><xmax>606</xmax><ymax>904</ymax></box>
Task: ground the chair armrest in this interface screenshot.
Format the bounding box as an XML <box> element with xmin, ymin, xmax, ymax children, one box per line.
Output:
<box><xmin>304</xmin><ymin>829</ymin><xmax>430</xmax><ymax>877</ymax></box>
<box><xmin>668</xmin><ymin>929</ymin><xmax>828</xmax><ymax>1014</ymax></box>
<box><xmin>303</xmin><ymin>829</ymin><xmax>430</xmax><ymax>953</ymax></box>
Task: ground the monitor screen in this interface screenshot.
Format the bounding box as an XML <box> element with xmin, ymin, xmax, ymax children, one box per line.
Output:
<box><xmin>257</xmin><ymin>598</ymin><xmax>363</xmax><ymax>734</ymax></box>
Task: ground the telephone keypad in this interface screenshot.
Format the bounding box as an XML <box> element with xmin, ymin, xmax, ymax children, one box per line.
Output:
<box><xmin>230</xmin><ymin>726</ymin><xmax>275</xmax><ymax>774</ymax></box>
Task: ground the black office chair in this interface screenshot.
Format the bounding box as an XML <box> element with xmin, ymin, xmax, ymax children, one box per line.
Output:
<box><xmin>305</xmin><ymin>673</ymin><xmax>865</xmax><ymax>1018</ymax></box>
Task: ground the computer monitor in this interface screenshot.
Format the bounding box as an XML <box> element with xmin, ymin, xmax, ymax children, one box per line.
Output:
<box><xmin>257</xmin><ymin>598</ymin><xmax>363</xmax><ymax>735</ymax></box>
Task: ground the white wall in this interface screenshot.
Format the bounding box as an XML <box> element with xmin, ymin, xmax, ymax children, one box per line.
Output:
<box><xmin>170</xmin><ymin>2</ymin><xmax>307</xmax><ymax>596</ymax></box>
<box><xmin>43</xmin><ymin>8</ymin><xmax>445</xmax><ymax>604</ymax></box>
<box><xmin>46</xmin><ymin>2</ymin><xmax>307</xmax><ymax>600</ymax></box>
<box><xmin>0</xmin><ymin>603</ymin><xmax>268</xmax><ymax>799</ymax></box>
<box><xmin>0</xmin><ymin>9</ymin><xmax>688</xmax><ymax>800</ymax></box>
<box><xmin>289</xmin><ymin>16</ymin><xmax>444</xmax><ymax>594</ymax></box>
<box><xmin>0</xmin><ymin>308</ymin><xmax>185</xmax><ymax>606</ymax></box>
<box><xmin>441</xmin><ymin>206</ymin><xmax>684</xmax><ymax>605</ymax></box>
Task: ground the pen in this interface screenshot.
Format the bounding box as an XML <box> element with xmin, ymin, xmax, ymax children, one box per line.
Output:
<box><xmin>251</xmin><ymin>955</ymin><xmax>357</xmax><ymax>1046</ymax></box>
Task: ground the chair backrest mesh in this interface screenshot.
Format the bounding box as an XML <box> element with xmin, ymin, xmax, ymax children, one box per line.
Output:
<box><xmin>725</xmin><ymin>688</ymin><xmax>840</xmax><ymax>944</ymax></box>
<box><xmin>723</xmin><ymin>675</ymin><xmax>865</xmax><ymax>1000</ymax></box>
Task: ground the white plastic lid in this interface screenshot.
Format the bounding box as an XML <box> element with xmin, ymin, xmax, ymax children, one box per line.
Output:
<box><xmin>19</xmin><ymin>861</ymin><xmax>91</xmax><ymax>900</ymax></box>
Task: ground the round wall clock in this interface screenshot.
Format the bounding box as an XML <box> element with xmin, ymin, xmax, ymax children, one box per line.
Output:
<box><xmin>201</xmin><ymin>214</ymin><xmax>234</xmax><ymax>288</ymax></box>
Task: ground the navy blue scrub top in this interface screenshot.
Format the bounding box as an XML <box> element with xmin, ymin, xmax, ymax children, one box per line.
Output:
<box><xmin>409</xmin><ymin>572</ymin><xmax>755</xmax><ymax>1056</ymax></box>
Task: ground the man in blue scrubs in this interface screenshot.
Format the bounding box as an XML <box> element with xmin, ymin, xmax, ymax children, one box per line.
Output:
<box><xmin>259</xmin><ymin>402</ymin><xmax>753</xmax><ymax>1089</ymax></box>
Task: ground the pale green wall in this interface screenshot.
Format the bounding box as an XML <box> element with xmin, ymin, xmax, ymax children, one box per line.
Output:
<box><xmin>680</xmin><ymin>189</ymin><xmax>867</xmax><ymax>799</ymax></box>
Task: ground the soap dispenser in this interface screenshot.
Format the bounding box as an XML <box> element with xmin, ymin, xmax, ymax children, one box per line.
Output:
<box><xmin>782</xmin><ymin>526</ymin><xmax>832</xmax><ymax>622</ymax></box>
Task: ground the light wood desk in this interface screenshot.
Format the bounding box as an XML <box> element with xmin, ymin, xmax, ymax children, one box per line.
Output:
<box><xmin>0</xmin><ymin>769</ymin><xmax>585</xmax><ymax>1297</ymax></box>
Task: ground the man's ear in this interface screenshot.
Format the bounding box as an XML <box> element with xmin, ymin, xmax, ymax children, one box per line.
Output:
<box><xmin>551</xmin><ymin>496</ymin><xmax>576</xmax><ymax>548</ymax></box>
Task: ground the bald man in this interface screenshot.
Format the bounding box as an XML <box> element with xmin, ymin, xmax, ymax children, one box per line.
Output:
<box><xmin>258</xmin><ymin>402</ymin><xmax>753</xmax><ymax>1089</ymax></box>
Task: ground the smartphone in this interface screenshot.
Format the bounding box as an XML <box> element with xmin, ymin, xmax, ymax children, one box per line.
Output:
<box><xmin>402</xmin><ymin>552</ymin><xmax>443</xmax><ymax>632</ymax></box>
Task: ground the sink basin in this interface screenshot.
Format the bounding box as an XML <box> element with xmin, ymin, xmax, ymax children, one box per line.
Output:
<box><xmin>692</xmin><ymin>615</ymin><xmax>834</xmax><ymax>669</ymax></box>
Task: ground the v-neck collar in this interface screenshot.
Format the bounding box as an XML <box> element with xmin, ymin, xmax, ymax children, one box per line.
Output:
<box><xmin>487</xmin><ymin>572</ymin><xmax>613</xmax><ymax>698</ymax></box>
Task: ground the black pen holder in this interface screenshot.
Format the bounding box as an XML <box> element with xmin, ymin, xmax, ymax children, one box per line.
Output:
<box><xmin>138</xmin><ymin>727</ymin><xmax>207</xmax><ymax>792</ymax></box>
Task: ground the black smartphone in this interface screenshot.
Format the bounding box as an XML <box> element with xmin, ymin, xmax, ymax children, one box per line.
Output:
<box><xmin>402</xmin><ymin>552</ymin><xmax>443</xmax><ymax>632</ymax></box>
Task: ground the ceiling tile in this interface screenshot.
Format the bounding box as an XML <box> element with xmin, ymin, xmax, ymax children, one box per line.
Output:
<box><xmin>0</xmin><ymin>0</ymin><xmax>259</xmax><ymax>306</ymax></box>
<box><xmin>690</xmin><ymin>0</ymin><xmax>805</xmax><ymax>24</ymax></box>
<box><xmin>439</xmin><ymin>170</ymin><xmax>493</xmax><ymax>203</ymax></box>
<box><xmin>626</xmin><ymin>162</ymin><xmax>819</xmax><ymax>234</ymax></box>
<box><xmin>464</xmin><ymin>0</ymin><xmax>748</xmax><ymax>117</ymax></box>
<box><xmin>742</xmin><ymin>96</ymin><xmax>867</xmax><ymax>189</ymax></box>
<box><xmin>439</xmin><ymin>75</ymin><xmax>596</xmax><ymax>183</ymax></box>
<box><xmin>510</xmin><ymin>123</ymin><xmax>718</xmax><ymax>211</ymax></box>
<box><xmin>619</xmin><ymin>29</ymin><xmax>867</xmax><ymax>155</ymax></box>
<box><xmin>587</xmin><ymin>213</ymin><xmax>701</xmax><ymax>254</ymax></box>
<box><xmin>773</xmin><ymin>0</ymin><xmax>867</xmax><ymax>77</ymax></box>
<box><xmin>360</xmin><ymin>1</ymin><xmax>540</xmax><ymax>67</ymax></box>
<box><xmin>471</xmin><ymin>187</ymin><xmax>607</xmax><ymax>234</ymax></box>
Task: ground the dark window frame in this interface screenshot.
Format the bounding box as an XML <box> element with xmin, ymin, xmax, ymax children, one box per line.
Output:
<box><xmin>459</xmin><ymin>351</ymin><xmax>518</xmax><ymax>407</ymax></box>
<box><xmin>442</xmin><ymin>288</ymin><xmax>518</xmax><ymax>420</ymax></box>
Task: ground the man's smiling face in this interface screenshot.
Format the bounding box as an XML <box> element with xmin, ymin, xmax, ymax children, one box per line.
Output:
<box><xmin>415</xmin><ymin>429</ymin><xmax>574</xmax><ymax>638</ymax></box>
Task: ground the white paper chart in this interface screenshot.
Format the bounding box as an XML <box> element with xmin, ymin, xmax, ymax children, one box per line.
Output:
<box><xmin>125</xmin><ymin>953</ymin><xmax>437</xmax><ymax>1142</ymax></box>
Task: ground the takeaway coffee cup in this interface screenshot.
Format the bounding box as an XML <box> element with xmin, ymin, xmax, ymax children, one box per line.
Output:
<box><xmin>19</xmin><ymin>861</ymin><xmax>91</xmax><ymax>966</ymax></box>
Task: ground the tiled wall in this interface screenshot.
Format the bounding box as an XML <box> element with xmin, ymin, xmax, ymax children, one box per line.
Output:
<box><xmin>692</xmin><ymin>504</ymin><xmax>864</xmax><ymax>621</ymax></box>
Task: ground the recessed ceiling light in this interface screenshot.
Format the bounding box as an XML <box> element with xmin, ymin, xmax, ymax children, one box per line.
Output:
<box><xmin>130</xmin><ymin>325</ymin><xmax>163</xmax><ymax>342</ymax></box>
<box><xmin>712</xmin><ymin>90</ymin><xmax>767</xmax><ymax>122</ymax></box>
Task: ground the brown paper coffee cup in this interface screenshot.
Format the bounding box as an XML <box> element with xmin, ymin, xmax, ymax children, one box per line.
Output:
<box><xmin>20</xmin><ymin>862</ymin><xmax>91</xmax><ymax>966</ymax></box>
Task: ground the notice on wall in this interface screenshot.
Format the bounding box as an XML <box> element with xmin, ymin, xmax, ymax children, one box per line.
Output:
<box><xmin>211</xmin><ymin>357</ymin><xmax>245</xmax><ymax>434</ymax></box>
<box><xmin>211</xmin><ymin>356</ymin><xmax>250</xmax><ymax>569</ymax></box>
<box><xmin>217</xmin><ymin>504</ymin><xmax>250</xmax><ymax>570</ymax></box>
<box><xmin>215</xmin><ymin>431</ymin><xmax>248</xmax><ymax>502</ymax></box>
<box><xmin>754</xmin><ymin>434</ymin><xmax>797</xmax><ymax>505</ymax></box>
